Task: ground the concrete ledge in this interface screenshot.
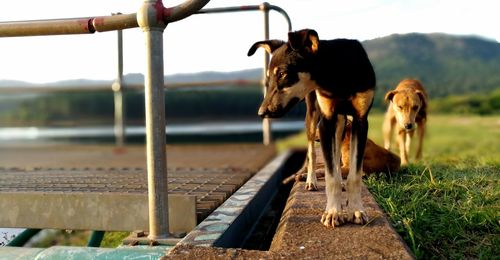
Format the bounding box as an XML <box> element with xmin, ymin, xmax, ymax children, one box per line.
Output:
<box><xmin>267</xmin><ymin>180</ymin><xmax>415</xmax><ymax>259</ymax></box>
<box><xmin>0</xmin><ymin>192</ymin><xmax>196</xmax><ymax>233</ymax></box>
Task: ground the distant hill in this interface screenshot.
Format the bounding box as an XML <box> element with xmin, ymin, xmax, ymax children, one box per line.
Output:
<box><xmin>363</xmin><ymin>33</ymin><xmax>500</xmax><ymax>108</ymax></box>
<box><xmin>0</xmin><ymin>70</ymin><xmax>261</xmax><ymax>89</ymax></box>
<box><xmin>1</xmin><ymin>33</ymin><xmax>499</xmax><ymax>107</ymax></box>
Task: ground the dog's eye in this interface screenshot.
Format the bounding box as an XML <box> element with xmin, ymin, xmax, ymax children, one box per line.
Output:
<box><xmin>277</xmin><ymin>71</ymin><xmax>287</xmax><ymax>80</ymax></box>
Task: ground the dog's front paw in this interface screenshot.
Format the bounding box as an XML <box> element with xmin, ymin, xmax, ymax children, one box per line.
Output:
<box><xmin>305</xmin><ymin>181</ymin><xmax>318</xmax><ymax>191</ymax></box>
<box><xmin>346</xmin><ymin>210</ymin><xmax>369</xmax><ymax>225</ymax></box>
<box><xmin>304</xmin><ymin>168</ymin><xmax>318</xmax><ymax>191</ymax></box>
<box><xmin>305</xmin><ymin>174</ymin><xmax>318</xmax><ymax>191</ymax></box>
<box><xmin>321</xmin><ymin>210</ymin><xmax>345</xmax><ymax>228</ymax></box>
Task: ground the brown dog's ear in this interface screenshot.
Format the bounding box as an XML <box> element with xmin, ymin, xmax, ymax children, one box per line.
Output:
<box><xmin>385</xmin><ymin>90</ymin><xmax>396</xmax><ymax>103</ymax></box>
<box><xmin>247</xmin><ymin>40</ymin><xmax>285</xmax><ymax>56</ymax></box>
<box><xmin>288</xmin><ymin>29</ymin><xmax>319</xmax><ymax>54</ymax></box>
<box><xmin>415</xmin><ymin>90</ymin><xmax>427</xmax><ymax>108</ymax></box>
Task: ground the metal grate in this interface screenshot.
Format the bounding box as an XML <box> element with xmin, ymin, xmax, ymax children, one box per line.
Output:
<box><xmin>0</xmin><ymin>166</ymin><xmax>254</xmax><ymax>222</ymax></box>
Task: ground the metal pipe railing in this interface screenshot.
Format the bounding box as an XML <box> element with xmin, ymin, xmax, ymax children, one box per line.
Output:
<box><xmin>137</xmin><ymin>0</ymin><xmax>209</xmax><ymax>241</ymax></box>
<box><xmin>0</xmin><ymin>0</ymin><xmax>210</xmax><ymax>242</ymax></box>
<box><xmin>0</xmin><ymin>80</ymin><xmax>261</xmax><ymax>94</ymax></box>
<box><xmin>261</xmin><ymin>2</ymin><xmax>273</xmax><ymax>145</ymax></box>
<box><xmin>196</xmin><ymin>3</ymin><xmax>292</xmax><ymax>31</ymax></box>
<box><xmin>6</xmin><ymin>229</ymin><xmax>41</xmax><ymax>247</ymax></box>
<box><xmin>0</xmin><ymin>0</ymin><xmax>210</xmax><ymax>37</ymax></box>
<box><xmin>112</xmin><ymin>23</ymin><xmax>126</xmax><ymax>148</ymax></box>
<box><xmin>0</xmin><ymin>2</ymin><xmax>291</xmax><ymax>147</ymax></box>
<box><xmin>0</xmin><ymin>14</ymin><xmax>138</xmax><ymax>37</ymax></box>
<box><xmin>138</xmin><ymin>1</ymin><xmax>169</xmax><ymax>240</ymax></box>
<box><xmin>0</xmin><ymin>0</ymin><xmax>290</xmax><ymax>242</ymax></box>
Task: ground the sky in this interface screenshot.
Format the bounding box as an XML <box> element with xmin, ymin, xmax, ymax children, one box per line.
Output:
<box><xmin>0</xmin><ymin>0</ymin><xmax>498</xmax><ymax>83</ymax></box>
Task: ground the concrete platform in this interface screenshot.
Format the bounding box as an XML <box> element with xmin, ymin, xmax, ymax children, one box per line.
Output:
<box><xmin>0</xmin><ymin>144</ymin><xmax>275</xmax><ymax>233</ymax></box>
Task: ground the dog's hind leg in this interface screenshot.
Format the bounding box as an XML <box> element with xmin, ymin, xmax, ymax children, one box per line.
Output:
<box><xmin>304</xmin><ymin>92</ymin><xmax>319</xmax><ymax>191</ymax></box>
<box><xmin>345</xmin><ymin>90</ymin><xmax>373</xmax><ymax>225</ymax></box>
<box><xmin>345</xmin><ymin>115</ymin><xmax>369</xmax><ymax>225</ymax></box>
<box><xmin>319</xmin><ymin>114</ymin><xmax>345</xmax><ymax>228</ymax></box>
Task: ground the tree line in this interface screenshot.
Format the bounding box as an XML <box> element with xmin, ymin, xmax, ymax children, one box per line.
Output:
<box><xmin>1</xmin><ymin>85</ymin><xmax>498</xmax><ymax>127</ymax></box>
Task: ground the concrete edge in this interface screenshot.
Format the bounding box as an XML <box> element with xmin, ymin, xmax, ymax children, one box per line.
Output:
<box><xmin>267</xmin><ymin>179</ymin><xmax>415</xmax><ymax>259</ymax></box>
<box><xmin>0</xmin><ymin>193</ymin><xmax>196</xmax><ymax>233</ymax></box>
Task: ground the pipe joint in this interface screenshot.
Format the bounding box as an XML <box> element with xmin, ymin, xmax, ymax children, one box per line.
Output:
<box><xmin>259</xmin><ymin>2</ymin><xmax>270</xmax><ymax>11</ymax></box>
<box><xmin>137</xmin><ymin>0</ymin><xmax>167</xmax><ymax>32</ymax></box>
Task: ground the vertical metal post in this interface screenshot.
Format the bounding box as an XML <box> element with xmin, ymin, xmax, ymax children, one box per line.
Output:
<box><xmin>261</xmin><ymin>2</ymin><xmax>272</xmax><ymax>145</ymax></box>
<box><xmin>137</xmin><ymin>0</ymin><xmax>169</xmax><ymax>240</ymax></box>
<box><xmin>87</xmin><ymin>230</ymin><xmax>105</xmax><ymax>247</ymax></box>
<box><xmin>112</xmin><ymin>19</ymin><xmax>126</xmax><ymax>147</ymax></box>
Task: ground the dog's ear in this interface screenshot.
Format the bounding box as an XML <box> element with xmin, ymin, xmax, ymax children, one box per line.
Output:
<box><xmin>247</xmin><ymin>40</ymin><xmax>285</xmax><ymax>56</ymax></box>
<box><xmin>385</xmin><ymin>90</ymin><xmax>396</xmax><ymax>103</ymax></box>
<box><xmin>416</xmin><ymin>90</ymin><xmax>427</xmax><ymax>107</ymax></box>
<box><xmin>288</xmin><ymin>29</ymin><xmax>319</xmax><ymax>54</ymax></box>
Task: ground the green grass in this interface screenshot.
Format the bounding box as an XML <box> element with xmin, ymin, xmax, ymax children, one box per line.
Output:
<box><xmin>277</xmin><ymin>114</ymin><xmax>500</xmax><ymax>259</ymax></box>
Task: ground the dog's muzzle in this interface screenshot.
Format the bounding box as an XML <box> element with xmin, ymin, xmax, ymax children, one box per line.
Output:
<box><xmin>258</xmin><ymin>106</ymin><xmax>268</xmax><ymax>118</ymax></box>
<box><xmin>258</xmin><ymin>105</ymin><xmax>285</xmax><ymax>118</ymax></box>
<box><xmin>258</xmin><ymin>97</ymin><xmax>301</xmax><ymax>118</ymax></box>
<box><xmin>403</xmin><ymin>122</ymin><xmax>418</xmax><ymax>131</ymax></box>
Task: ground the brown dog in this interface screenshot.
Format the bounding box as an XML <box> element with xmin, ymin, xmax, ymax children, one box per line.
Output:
<box><xmin>383</xmin><ymin>79</ymin><xmax>428</xmax><ymax>165</ymax></box>
<box><xmin>341</xmin><ymin>121</ymin><xmax>400</xmax><ymax>177</ymax></box>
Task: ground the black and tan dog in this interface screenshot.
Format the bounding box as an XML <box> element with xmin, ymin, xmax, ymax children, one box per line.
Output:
<box><xmin>383</xmin><ymin>79</ymin><xmax>428</xmax><ymax>166</ymax></box>
<box><xmin>248</xmin><ymin>29</ymin><xmax>376</xmax><ymax>227</ymax></box>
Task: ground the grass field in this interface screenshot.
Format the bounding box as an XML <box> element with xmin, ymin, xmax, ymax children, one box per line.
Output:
<box><xmin>278</xmin><ymin>114</ymin><xmax>500</xmax><ymax>259</ymax></box>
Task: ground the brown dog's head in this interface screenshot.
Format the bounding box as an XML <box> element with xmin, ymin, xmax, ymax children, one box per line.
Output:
<box><xmin>248</xmin><ymin>29</ymin><xmax>320</xmax><ymax>118</ymax></box>
<box><xmin>385</xmin><ymin>89</ymin><xmax>426</xmax><ymax>130</ymax></box>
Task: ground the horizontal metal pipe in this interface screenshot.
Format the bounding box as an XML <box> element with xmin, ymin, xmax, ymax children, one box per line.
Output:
<box><xmin>163</xmin><ymin>79</ymin><xmax>261</xmax><ymax>89</ymax></box>
<box><xmin>195</xmin><ymin>3</ymin><xmax>292</xmax><ymax>31</ymax></box>
<box><xmin>0</xmin><ymin>18</ymin><xmax>96</xmax><ymax>36</ymax></box>
<box><xmin>0</xmin><ymin>0</ymin><xmax>209</xmax><ymax>37</ymax></box>
<box><xmin>0</xmin><ymin>80</ymin><xmax>262</xmax><ymax>93</ymax></box>
<box><xmin>0</xmin><ymin>14</ymin><xmax>138</xmax><ymax>37</ymax></box>
<box><xmin>6</xmin><ymin>229</ymin><xmax>41</xmax><ymax>247</ymax></box>
<box><xmin>0</xmin><ymin>85</ymin><xmax>112</xmax><ymax>93</ymax></box>
<box><xmin>92</xmin><ymin>13</ymin><xmax>138</xmax><ymax>32</ymax></box>
<box><xmin>196</xmin><ymin>5</ymin><xmax>260</xmax><ymax>14</ymax></box>
<box><xmin>163</xmin><ymin>0</ymin><xmax>210</xmax><ymax>23</ymax></box>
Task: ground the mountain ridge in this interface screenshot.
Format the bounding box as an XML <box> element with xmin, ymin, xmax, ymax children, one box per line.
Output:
<box><xmin>2</xmin><ymin>33</ymin><xmax>499</xmax><ymax>102</ymax></box>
